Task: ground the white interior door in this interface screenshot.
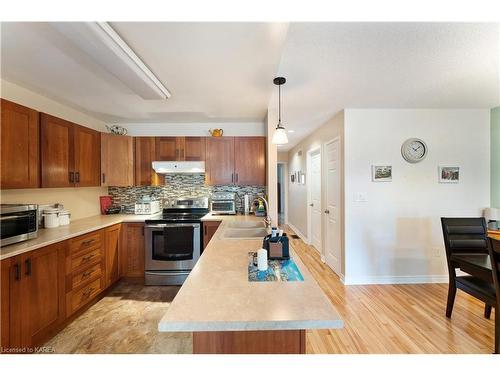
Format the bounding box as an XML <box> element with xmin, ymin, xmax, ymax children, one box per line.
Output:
<box><xmin>310</xmin><ymin>151</ymin><xmax>322</xmax><ymax>252</ymax></box>
<box><xmin>324</xmin><ymin>139</ymin><xmax>341</xmax><ymax>275</ymax></box>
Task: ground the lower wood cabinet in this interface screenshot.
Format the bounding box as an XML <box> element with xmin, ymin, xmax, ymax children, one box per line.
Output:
<box><xmin>203</xmin><ymin>221</ymin><xmax>222</xmax><ymax>249</ymax></box>
<box><xmin>0</xmin><ymin>223</ymin><xmax>133</xmax><ymax>351</ymax></box>
<box><xmin>119</xmin><ymin>223</ymin><xmax>145</xmax><ymax>278</ymax></box>
<box><xmin>1</xmin><ymin>242</ymin><xmax>66</xmax><ymax>350</ymax></box>
<box><xmin>105</xmin><ymin>224</ymin><xmax>121</xmax><ymax>287</ymax></box>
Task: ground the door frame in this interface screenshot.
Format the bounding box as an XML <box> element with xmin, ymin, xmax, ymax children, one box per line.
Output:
<box><xmin>306</xmin><ymin>146</ymin><xmax>322</xmax><ymax>252</ymax></box>
<box><xmin>277</xmin><ymin>161</ymin><xmax>288</xmax><ymax>225</ymax></box>
<box><xmin>323</xmin><ymin>136</ymin><xmax>342</xmax><ymax>274</ymax></box>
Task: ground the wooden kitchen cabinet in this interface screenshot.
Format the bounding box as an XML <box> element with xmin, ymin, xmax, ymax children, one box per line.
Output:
<box><xmin>234</xmin><ymin>137</ymin><xmax>266</xmax><ymax>185</ymax></box>
<box><xmin>0</xmin><ymin>99</ymin><xmax>40</xmax><ymax>189</ymax></box>
<box><xmin>40</xmin><ymin>114</ymin><xmax>74</xmax><ymax>188</ymax></box>
<box><xmin>1</xmin><ymin>256</ymin><xmax>22</xmax><ymax>350</ymax></box>
<box><xmin>41</xmin><ymin>113</ymin><xmax>100</xmax><ymax>188</ymax></box>
<box><xmin>155</xmin><ymin>137</ymin><xmax>180</xmax><ymax>161</ymax></box>
<box><xmin>155</xmin><ymin>136</ymin><xmax>206</xmax><ymax>162</ymax></box>
<box><xmin>206</xmin><ymin>137</ymin><xmax>235</xmax><ymax>185</ymax></box>
<box><xmin>0</xmin><ymin>242</ymin><xmax>66</xmax><ymax>350</ymax></box>
<box><xmin>184</xmin><ymin>137</ymin><xmax>206</xmax><ymax>161</ymax></box>
<box><xmin>203</xmin><ymin>221</ymin><xmax>222</xmax><ymax>249</ymax></box>
<box><xmin>73</xmin><ymin>125</ymin><xmax>101</xmax><ymax>187</ymax></box>
<box><xmin>120</xmin><ymin>223</ymin><xmax>145</xmax><ymax>278</ymax></box>
<box><xmin>135</xmin><ymin>137</ymin><xmax>161</xmax><ymax>186</ymax></box>
<box><xmin>105</xmin><ymin>224</ymin><xmax>121</xmax><ymax>287</ymax></box>
<box><xmin>101</xmin><ymin>133</ymin><xmax>134</xmax><ymax>186</ymax></box>
<box><xmin>23</xmin><ymin>242</ymin><xmax>66</xmax><ymax>347</ymax></box>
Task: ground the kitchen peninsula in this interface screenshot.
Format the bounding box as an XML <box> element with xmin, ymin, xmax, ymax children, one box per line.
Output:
<box><xmin>158</xmin><ymin>215</ymin><xmax>343</xmax><ymax>354</ymax></box>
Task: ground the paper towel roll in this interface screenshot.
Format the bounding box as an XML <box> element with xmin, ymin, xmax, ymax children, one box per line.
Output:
<box><xmin>257</xmin><ymin>248</ymin><xmax>268</xmax><ymax>271</ymax></box>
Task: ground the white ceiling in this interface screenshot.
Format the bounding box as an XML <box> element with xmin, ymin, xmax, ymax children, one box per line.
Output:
<box><xmin>275</xmin><ymin>23</ymin><xmax>500</xmax><ymax>149</ymax></box>
<box><xmin>1</xmin><ymin>22</ymin><xmax>499</xmax><ymax>150</ymax></box>
<box><xmin>0</xmin><ymin>22</ymin><xmax>288</xmax><ymax>123</ymax></box>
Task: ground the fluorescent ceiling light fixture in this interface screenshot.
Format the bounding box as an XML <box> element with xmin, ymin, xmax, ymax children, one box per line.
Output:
<box><xmin>50</xmin><ymin>22</ymin><xmax>171</xmax><ymax>100</ymax></box>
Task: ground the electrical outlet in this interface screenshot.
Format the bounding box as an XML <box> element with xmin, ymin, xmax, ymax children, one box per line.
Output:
<box><xmin>354</xmin><ymin>192</ymin><xmax>368</xmax><ymax>202</ymax></box>
<box><xmin>433</xmin><ymin>248</ymin><xmax>442</xmax><ymax>258</ymax></box>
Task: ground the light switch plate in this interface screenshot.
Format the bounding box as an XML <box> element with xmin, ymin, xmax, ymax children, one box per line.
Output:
<box><xmin>354</xmin><ymin>192</ymin><xmax>368</xmax><ymax>202</ymax></box>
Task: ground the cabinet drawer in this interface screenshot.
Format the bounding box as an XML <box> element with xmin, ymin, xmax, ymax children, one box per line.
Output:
<box><xmin>70</xmin><ymin>247</ymin><xmax>101</xmax><ymax>272</ymax></box>
<box><xmin>67</xmin><ymin>278</ymin><xmax>102</xmax><ymax>315</ymax></box>
<box><xmin>71</xmin><ymin>262</ymin><xmax>101</xmax><ymax>290</ymax></box>
<box><xmin>69</xmin><ymin>231</ymin><xmax>102</xmax><ymax>254</ymax></box>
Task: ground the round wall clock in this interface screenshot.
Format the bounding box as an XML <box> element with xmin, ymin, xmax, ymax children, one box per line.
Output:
<box><xmin>401</xmin><ymin>138</ymin><xmax>428</xmax><ymax>163</ymax></box>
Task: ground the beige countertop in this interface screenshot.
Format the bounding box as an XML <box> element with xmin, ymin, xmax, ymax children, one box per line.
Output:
<box><xmin>158</xmin><ymin>215</ymin><xmax>343</xmax><ymax>332</ymax></box>
<box><xmin>0</xmin><ymin>213</ymin><xmax>155</xmax><ymax>260</ymax></box>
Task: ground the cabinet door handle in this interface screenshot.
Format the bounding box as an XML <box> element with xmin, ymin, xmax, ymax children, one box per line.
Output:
<box><xmin>204</xmin><ymin>225</ymin><xmax>207</xmax><ymax>236</ymax></box>
<box><xmin>324</xmin><ymin>210</ymin><xmax>330</xmax><ymax>214</ymax></box>
<box><xmin>25</xmin><ymin>258</ymin><xmax>31</xmax><ymax>276</ymax></box>
<box><xmin>82</xmin><ymin>254</ymin><xmax>95</xmax><ymax>262</ymax></box>
<box><xmin>69</xmin><ymin>171</ymin><xmax>75</xmax><ymax>183</ymax></box>
<box><xmin>82</xmin><ymin>239</ymin><xmax>95</xmax><ymax>246</ymax></box>
<box><xmin>14</xmin><ymin>263</ymin><xmax>20</xmax><ymax>281</ymax></box>
<box><xmin>231</xmin><ymin>173</ymin><xmax>234</xmax><ymax>183</ymax></box>
<box><xmin>75</xmin><ymin>172</ymin><xmax>80</xmax><ymax>183</ymax></box>
<box><xmin>102</xmin><ymin>173</ymin><xmax>106</xmax><ymax>184</ymax></box>
<box><xmin>235</xmin><ymin>173</ymin><xmax>238</xmax><ymax>183</ymax></box>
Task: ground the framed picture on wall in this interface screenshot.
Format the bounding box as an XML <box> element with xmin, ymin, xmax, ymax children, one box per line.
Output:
<box><xmin>439</xmin><ymin>166</ymin><xmax>459</xmax><ymax>183</ymax></box>
<box><xmin>372</xmin><ymin>165</ymin><xmax>392</xmax><ymax>182</ymax></box>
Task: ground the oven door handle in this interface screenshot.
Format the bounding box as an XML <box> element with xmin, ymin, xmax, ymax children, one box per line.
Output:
<box><xmin>145</xmin><ymin>271</ymin><xmax>190</xmax><ymax>276</ymax></box>
<box><xmin>145</xmin><ymin>224</ymin><xmax>200</xmax><ymax>228</ymax></box>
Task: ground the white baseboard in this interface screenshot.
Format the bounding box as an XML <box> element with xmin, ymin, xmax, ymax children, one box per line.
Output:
<box><xmin>286</xmin><ymin>222</ymin><xmax>309</xmax><ymax>243</ymax></box>
<box><xmin>342</xmin><ymin>274</ymin><xmax>449</xmax><ymax>285</ymax></box>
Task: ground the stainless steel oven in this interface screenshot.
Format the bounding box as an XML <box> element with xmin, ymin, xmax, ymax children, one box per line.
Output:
<box><xmin>1</xmin><ymin>204</ymin><xmax>38</xmax><ymax>247</ymax></box>
<box><xmin>144</xmin><ymin>196</ymin><xmax>208</xmax><ymax>285</ymax></box>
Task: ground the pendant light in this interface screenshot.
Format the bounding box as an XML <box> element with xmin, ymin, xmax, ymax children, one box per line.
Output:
<box><xmin>272</xmin><ymin>77</ymin><xmax>288</xmax><ymax>145</ymax></box>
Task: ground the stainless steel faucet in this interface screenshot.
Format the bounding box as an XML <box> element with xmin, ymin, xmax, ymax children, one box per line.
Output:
<box><xmin>253</xmin><ymin>196</ymin><xmax>272</xmax><ymax>228</ymax></box>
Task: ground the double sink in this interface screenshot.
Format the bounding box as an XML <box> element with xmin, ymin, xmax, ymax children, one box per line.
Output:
<box><xmin>220</xmin><ymin>220</ymin><xmax>269</xmax><ymax>240</ymax></box>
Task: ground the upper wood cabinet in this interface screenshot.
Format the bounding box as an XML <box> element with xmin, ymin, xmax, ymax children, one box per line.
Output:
<box><xmin>41</xmin><ymin>114</ymin><xmax>100</xmax><ymax>188</ymax></box>
<box><xmin>206</xmin><ymin>137</ymin><xmax>235</xmax><ymax>185</ymax></box>
<box><xmin>155</xmin><ymin>137</ymin><xmax>179</xmax><ymax>161</ymax></box>
<box><xmin>155</xmin><ymin>136</ymin><xmax>206</xmax><ymax>161</ymax></box>
<box><xmin>234</xmin><ymin>137</ymin><xmax>266</xmax><ymax>186</ymax></box>
<box><xmin>135</xmin><ymin>137</ymin><xmax>161</xmax><ymax>186</ymax></box>
<box><xmin>206</xmin><ymin>136</ymin><xmax>266</xmax><ymax>186</ymax></box>
<box><xmin>184</xmin><ymin>137</ymin><xmax>206</xmax><ymax>161</ymax></box>
<box><xmin>1</xmin><ymin>99</ymin><xmax>40</xmax><ymax>189</ymax></box>
<box><xmin>73</xmin><ymin>125</ymin><xmax>101</xmax><ymax>187</ymax></box>
<box><xmin>101</xmin><ymin>133</ymin><xmax>134</xmax><ymax>186</ymax></box>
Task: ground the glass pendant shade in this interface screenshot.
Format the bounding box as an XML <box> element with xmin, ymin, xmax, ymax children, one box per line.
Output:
<box><xmin>272</xmin><ymin>126</ymin><xmax>288</xmax><ymax>145</ymax></box>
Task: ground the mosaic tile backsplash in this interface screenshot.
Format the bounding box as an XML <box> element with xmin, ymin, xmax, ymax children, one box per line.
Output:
<box><xmin>108</xmin><ymin>174</ymin><xmax>266</xmax><ymax>213</ymax></box>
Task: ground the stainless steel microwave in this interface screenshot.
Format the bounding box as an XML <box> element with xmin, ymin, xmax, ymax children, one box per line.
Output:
<box><xmin>1</xmin><ymin>204</ymin><xmax>38</xmax><ymax>247</ymax></box>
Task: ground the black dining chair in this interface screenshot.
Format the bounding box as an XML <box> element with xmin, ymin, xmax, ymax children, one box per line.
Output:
<box><xmin>441</xmin><ymin>218</ymin><xmax>495</xmax><ymax>320</ymax></box>
<box><xmin>487</xmin><ymin>237</ymin><xmax>500</xmax><ymax>354</ymax></box>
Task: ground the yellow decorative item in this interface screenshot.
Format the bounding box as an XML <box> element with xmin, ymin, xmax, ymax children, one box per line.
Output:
<box><xmin>209</xmin><ymin>128</ymin><xmax>224</xmax><ymax>137</ymax></box>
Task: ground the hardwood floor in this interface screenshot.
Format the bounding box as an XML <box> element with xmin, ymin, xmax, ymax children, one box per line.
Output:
<box><xmin>45</xmin><ymin>228</ymin><xmax>495</xmax><ymax>354</ymax></box>
<box><xmin>287</xmin><ymin>230</ymin><xmax>496</xmax><ymax>354</ymax></box>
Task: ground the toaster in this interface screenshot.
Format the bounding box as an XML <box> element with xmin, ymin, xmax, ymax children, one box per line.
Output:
<box><xmin>134</xmin><ymin>200</ymin><xmax>161</xmax><ymax>215</ymax></box>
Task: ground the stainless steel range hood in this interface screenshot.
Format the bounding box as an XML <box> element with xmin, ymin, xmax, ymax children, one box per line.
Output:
<box><xmin>152</xmin><ymin>161</ymin><xmax>205</xmax><ymax>174</ymax></box>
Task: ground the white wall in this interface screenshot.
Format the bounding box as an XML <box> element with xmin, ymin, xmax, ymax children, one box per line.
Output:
<box><xmin>123</xmin><ymin>122</ymin><xmax>265</xmax><ymax>136</ymax></box>
<box><xmin>287</xmin><ymin>111</ymin><xmax>344</xmax><ymax>244</ymax></box>
<box><xmin>343</xmin><ymin>109</ymin><xmax>490</xmax><ymax>284</ymax></box>
<box><xmin>1</xmin><ymin>80</ymin><xmax>108</xmax><ymax>220</ymax></box>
